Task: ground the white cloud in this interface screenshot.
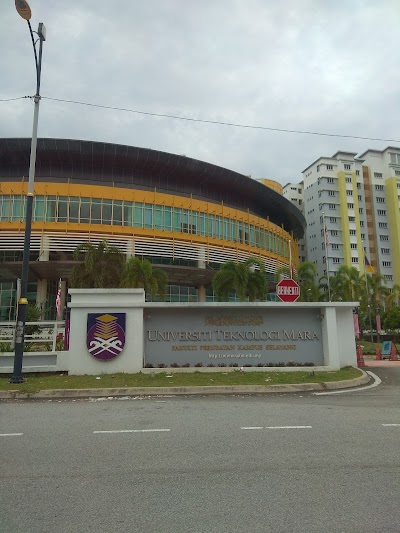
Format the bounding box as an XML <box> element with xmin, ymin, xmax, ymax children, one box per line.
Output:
<box><xmin>1</xmin><ymin>0</ymin><xmax>399</xmax><ymax>184</ymax></box>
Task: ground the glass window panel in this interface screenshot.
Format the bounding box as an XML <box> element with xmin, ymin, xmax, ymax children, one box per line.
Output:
<box><xmin>250</xmin><ymin>226</ymin><xmax>255</xmax><ymax>246</ymax></box>
<box><xmin>155</xmin><ymin>206</ymin><xmax>163</xmax><ymax>229</ymax></box>
<box><xmin>57</xmin><ymin>196</ymin><xmax>68</xmax><ymax>222</ymax></box>
<box><xmin>164</xmin><ymin>206</ymin><xmax>172</xmax><ymax>231</ymax></box>
<box><xmin>69</xmin><ymin>198</ymin><xmax>79</xmax><ymax>223</ymax></box>
<box><xmin>34</xmin><ymin>196</ymin><xmax>45</xmax><ymax>221</ymax></box>
<box><xmin>46</xmin><ymin>196</ymin><xmax>56</xmax><ymax>222</ymax></box>
<box><xmin>199</xmin><ymin>213</ymin><xmax>206</xmax><ymax>236</ymax></box>
<box><xmin>91</xmin><ymin>199</ymin><xmax>101</xmax><ymax>224</ymax></box>
<box><xmin>215</xmin><ymin>216</ymin><xmax>222</xmax><ymax>239</ymax></box>
<box><xmin>124</xmin><ymin>201</ymin><xmax>133</xmax><ymax>226</ymax></box>
<box><xmin>80</xmin><ymin>197</ymin><xmax>91</xmax><ymax>223</ymax></box>
<box><xmin>0</xmin><ymin>197</ymin><xmax>9</xmax><ymax>221</ymax></box>
<box><xmin>145</xmin><ymin>204</ymin><xmax>153</xmax><ymax>228</ymax></box>
<box><xmin>173</xmin><ymin>208</ymin><xmax>182</xmax><ymax>232</ymax></box>
<box><xmin>133</xmin><ymin>202</ymin><xmax>143</xmax><ymax>227</ymax></box>
<box><xmin>10</xmin><ymin>197</ymin><xmax>23</xmax><ymax>221</ymax></box>
<box><xmin>191</xmin><ymin>211</ymin><xmax>198</xmax><ymax>234</ymax></box>
<box><xmin>113</xmin><ymin>200</ymin><xmax>122</xmax><ymax>225</ymax></box>
<box><xmin>102</xmin><ymin>201</ymin><xmax>112</xmax><ymax>224</ymax></box>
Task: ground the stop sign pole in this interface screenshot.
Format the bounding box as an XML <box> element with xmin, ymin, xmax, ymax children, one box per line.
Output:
<box><xmin>276</xmin><ymin>279</ymin><xmax>300</xmax><ymax>303</ymax></box>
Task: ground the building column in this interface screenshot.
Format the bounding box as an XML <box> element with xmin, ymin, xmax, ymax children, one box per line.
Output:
<box><xmin>39</xmin><ymin>235</ymin><xmax>50</xmax><ymax>261</ymax></box>
<box><xmin>126</xmin><ymin>240</ymin><xmax>134</xmax><ymax>259</ymax></box>
<box><xmin>36</xmin><ymin>279</ymin><xmax>47</xmax><ymax>318</ymax></box>
<box><xmin>198</xmin><ymin>285</ymin><xmax>206</xmax><ymax>302</ymax></box>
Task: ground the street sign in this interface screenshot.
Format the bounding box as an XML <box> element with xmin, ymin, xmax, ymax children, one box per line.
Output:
<box><xmin>276</xmin><ymin>279</ymin><xmax>300</xmax><ymax>303</ymax></box>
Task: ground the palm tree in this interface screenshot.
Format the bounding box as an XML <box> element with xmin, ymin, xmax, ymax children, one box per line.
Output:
<box><xmin>297</xmin><ymin>261</ymin><xmax>320</xmax><ymax>301</ymax></box>
<box><xmin>120</xmin><ymin>256</ymin><xmax>168</xmax><ymax>300</ymax></box>
<box><xmin>330</xmin><ymin>265</ymin><xmax>362</xmax><ymax>302</ymax></box>
<box><xmin>70</xmin><ymin>240</ymin><xmax>125</xmax><ymax>288</ymax></box>
<box><xmin>212</xmin><ymin>258</ymin><xmax>268</xmax><ymax>302</ymax></box>
<box><xmin>385</xmin><ymin>284</ymin><xmax>400</xmax><ymax>312</ymax></box>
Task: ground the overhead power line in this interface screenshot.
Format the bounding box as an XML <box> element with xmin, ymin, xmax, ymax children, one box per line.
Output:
<box><xmin>0</xmin><ymin>96</ymin><xmax>31</xmax><ymax>102</ymax></box>
<box><xmin>2</xmin><ymin>94</ymin><xmax>400</xmax><ymax>143</ymax></box>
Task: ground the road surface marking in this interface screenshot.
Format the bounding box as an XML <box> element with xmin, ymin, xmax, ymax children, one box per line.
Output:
<box><xmin>382</xmin><ymin>424</ymin><xmax>400</xmax><ymax>427</ymax></box>
<box><xmin>93</xmin><ymin>429</ymin><xmax>170</xmax><ymax>434</ymax></box>
<box><xmin>264</xmin><ymin>426</ymin><xmax>312</xmax><ymax>429</ymax></box>
<box><xmin>0</xmin><ymin>433</ymin><xmax>23</xmax><ymax>437</ymax></box>
<box><xmin>313</xmin><ymin>371</ymin><xmax>381</xmax><ymax>395</ymax></box>
<box><xmin>241</xmin><ymin>427</ymin><xmax>263</xmax><ymax>430</ymax></box>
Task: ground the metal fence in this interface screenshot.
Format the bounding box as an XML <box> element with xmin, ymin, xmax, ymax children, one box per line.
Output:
<box><xmin>0</xmin><ymin>321</ymin><xmax>66</xmax><ymax>353</ymax></box>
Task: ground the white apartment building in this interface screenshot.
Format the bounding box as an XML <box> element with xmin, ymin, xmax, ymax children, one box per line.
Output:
<box><xmin>282</xmin><ymin>181</ymin><xmax>307</xmax><ymax>264</ymax></box>
<box><xmin>299</xmin><ymin>147</ymin><xmax>400</xmax><ymax>288</ymax></box>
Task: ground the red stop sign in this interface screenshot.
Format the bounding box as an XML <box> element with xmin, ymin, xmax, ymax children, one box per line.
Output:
<box><xmin>276</xmin><ymin>279</ymin><xmax>300</xmax><ymax>302</ymax></box>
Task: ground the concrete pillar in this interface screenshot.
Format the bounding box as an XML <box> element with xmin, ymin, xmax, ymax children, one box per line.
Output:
<box><xmin>39</xmin><ymin>235</ymin><xmax>50</xmax><ymax>261</ymax></box>
<box><xmin>126</xmin><ymin>240</ymin><xmax>134</xmax><ymax>258</ymax></box>
<box><xmin>36</xmin><ymin>279</ymin><xmax>47</xmax><ymax>317</ymax></box>
<box><xmin>198</xmin><ymin>285</ymin><xmax>206</xmax><ymax>302</ymax></box>
<box><xmin>198</xmin><ymin>247</ymin><xmax>206</xmax><ymax>269</ymax></box>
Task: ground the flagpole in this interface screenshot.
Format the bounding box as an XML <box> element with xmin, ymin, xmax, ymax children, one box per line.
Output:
<box><xmin>362</xmin><ymin>244</ymin><xmax>374</xmax><ymax>344</ymax></box>
<box><xmin>289</xmin><ymin>239</ymin><xmax>292</xmax><ymax>279</ymax></box>
<box><xmin>322</xmin><ymin>212</ymin><xmax>331</xmax><ymax>301</ymax></box>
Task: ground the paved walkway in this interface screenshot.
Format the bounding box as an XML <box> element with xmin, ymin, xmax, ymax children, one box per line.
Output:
<box><xmin>366</xmin><ymin>359</ymin><xmax>400</xmax><ymax>368</ymax></box>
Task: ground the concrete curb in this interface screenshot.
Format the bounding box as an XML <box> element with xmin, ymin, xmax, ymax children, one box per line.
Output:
<box><xmin>0</xmin><ymin>368</ymin><xmax>370</xmax><ymax>400</ymax></box>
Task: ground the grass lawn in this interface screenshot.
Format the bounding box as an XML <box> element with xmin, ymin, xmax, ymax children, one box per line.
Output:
<box><xmin>0</xmin><ymin>367</ymin><xmax>362</xmax><ymax>394</ymax></box>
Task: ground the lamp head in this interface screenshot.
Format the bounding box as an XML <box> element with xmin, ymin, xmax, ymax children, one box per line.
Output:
<box><xmin>15</xmin><ymin>0</ymin><xmax>31</xmax><ymax>20</ymax></box>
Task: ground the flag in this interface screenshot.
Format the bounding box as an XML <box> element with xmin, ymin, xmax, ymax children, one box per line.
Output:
<box><xmin>56</xmin><ymin>278</ymin><xmax>62</xmax><ymax>317</ymax></box>
<box><xmin>364</xmin><ymin>250</ymin><xmax>374</xmax><ymax>273</ymax></box>
<box><xmin>324</xmin><ymin>225</ymin><xmax>330</xmax><ymax>247</ymax></box>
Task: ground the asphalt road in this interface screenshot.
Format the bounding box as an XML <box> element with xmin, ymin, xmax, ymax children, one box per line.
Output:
<box><xmin>1</xmin><ymin>364</ymin><xmax>400</xmax><ymax>533</ymax></box>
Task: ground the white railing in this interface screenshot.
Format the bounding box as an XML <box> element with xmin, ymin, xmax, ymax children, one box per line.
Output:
<box><xmin>0</xmin><ymin>321</ymin><xmax>66</xmax><ymax>353</ymax></box>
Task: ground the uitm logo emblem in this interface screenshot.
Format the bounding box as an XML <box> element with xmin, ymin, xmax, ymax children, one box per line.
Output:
<box><xmin>86</xmin><ymin>313</ymin><xmax>126</xmax><ymax>361</ymax></box>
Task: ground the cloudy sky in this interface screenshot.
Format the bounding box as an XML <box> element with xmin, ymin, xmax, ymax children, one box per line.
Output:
<box><xmin>1</xmin><ymin>0</ymin><xmax>399</xmax><ymax>184</ymax></box>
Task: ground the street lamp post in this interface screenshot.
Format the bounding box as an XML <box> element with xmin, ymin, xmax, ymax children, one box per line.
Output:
<box><xmin>11</xmin><ymin>0</ymin><xmax>46</xmax><ymax>383</ymax></box>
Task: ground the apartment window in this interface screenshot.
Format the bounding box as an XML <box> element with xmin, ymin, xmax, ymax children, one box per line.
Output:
<box><xmin>356</xmin><ymin>182</ymin><xmax>361</xmax><ymax>189</ymax></box>
<box><xmin>332</xmin><ymin>244</ymin><xmax>339</xmax><ymax>249</ymax></box>
<box><xmin>376</xmin><ymin>197</ymin><xmax>385</xmax><ymax>203</ymax></box>
<box><xmin>395</xmin><ymin>170</ymin><xmax>400</xmax><ymax>176</ymax></box>
<box><xmin>349</xmin><ymin>216</ymin><xmax>355</xmax><ymax>222</ymax></box>
<box><xmin>351</xmin><ymin>257</ymin><xmax>359</xmax><ymax>263</ymax></box>
<box><xmin>361</xmin><ymin>234</ymin><xmax>365</xmax><ymax>239</ymax></box>
<box><xmin>356</xmin><ymin>170</ymin><xmax>360</xmax><ymax>176</ymax></box>
<box><xmin>360</xmin><ymin>221</ymin><xmax>364</xmax><ymax>227</ymax></box>
<box><xmin>380</xmin><ymin>235</ymin><xmax>389</xmax><ymax>241</ymax></box>
<box><xmin>359</xmin><ymin>208</ymin><xmax>363</xmax><ymax>214</ymax></box>
<box><xmin>333</xmin><ymin>258</ymin><xmax>340</xmax><ymax>264</ymax></box>
<box><xmin>298</xmin><ymin>188</ymin><xmax>302</xmax><ymax>193</ymax></box>
<box><xmin>346</xmin><ymin>190</ymin><xmax>353</xmax><ymax>196</ymax></box>
<box><xmin>358</xmin><ymin>195</ymin><xmax>362</xmax><ymax>201</ymax></box>
<box><xmin>375</xmin><ymin>185</ymin><xmax>384</xmax><ymax>191</ymax></box>
<box><xmin>347</xmin><ymin>203</ymin><xmax>354</xmax><ymax>209</ymax></box>
<box><xmin>330</xmin><ymin>217</ymin><xmax>337</xmax><ymax>223</ymax></box>
<box><xmin>350</xmin><ymin>243</ymin><xmax>357</xmax><ymax>249</ymax></box>
<box><xmin>327</xmin><ymin>178</ymin><xmax>334</xmax><ymax>183</ymax></box>
<box><xmin>349</xmin><ymin>229</ymin><xmax>356</xmax><ymax>235</ymax></box>
<box><xmin>298</xmin><ymin>199</ymin><xmax>302</xmax><ymax>205</ymax></box>
<box><xmin>328</xmin><ymin>191</ymin><xmax>335</xmax><ymax>196</ymax></box>
<box><xmin>331</xmin><ymin>230</ymin><xmax>338</xmax><ymax>236</ymax></box>
<box><xmin>378</xmin><ymin>222</ymin><xmax>388</xmax><ymax>228</ymax></box>
<box><xmin>377</xmin><ymin>210</ymin><xmax>387</xmax><ymax>216</ymax></box>
<box><xmin>385</xmin><ymin>275</ymin><xmax>393</xmax><ymax>281</ymax></box>
<box><xmin>381</xmin><ymin>248</ymin><xmax>390</xmax><ymax>254</ymax></box>
<box><xmin>382</xmin><ymin>261</ymin><xmax>391</xmax><ymax>267</ymax></box>
<box><xmin>344</xmin><ymin>164</ymin><xmax>351</xmax><ymax>170</ymax></box>
<box><xmin>345</xmin><ymin>177</ymin><xmax>352</xmax><ymax>183</ymax></box>
<box><xmin>326</xmin><ymin>164</ymin><xmax>333</xmax><ymax>170</ymax></box>
<box><xmin>329</xmin><ymin>204</ymin><xmax>336</xmax><ymax>210</ymax></box>
<box><xmin>374</xmin><ymin>172</ymin><xmax>383</xmax><ymax>178</ymax></box>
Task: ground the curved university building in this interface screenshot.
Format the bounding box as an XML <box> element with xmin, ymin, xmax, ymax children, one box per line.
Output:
<box><xmin>0</xmin><ymin>138</ymin><xmax>305</xmax><ymax>318</ymax></box>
